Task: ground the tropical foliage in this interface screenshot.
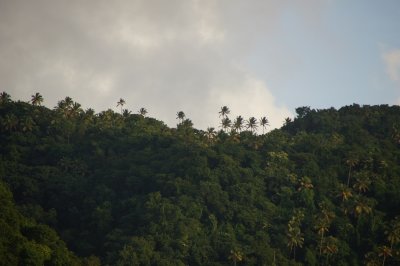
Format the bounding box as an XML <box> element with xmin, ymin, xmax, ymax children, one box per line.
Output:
<box><xmin>1</xmin><ymin>93</ymin><xmax>400</xmax><ymax>265</ymax></box>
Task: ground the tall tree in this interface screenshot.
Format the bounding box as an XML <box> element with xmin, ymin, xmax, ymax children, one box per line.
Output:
<box><xmin>287</xmin><ymin>210</ymin><xmax>304</xmax><ymax>260</ymax></box>
<box><xmin>233</xmin><ymin>116</ymin><xmax>244</xmax><ymax>133</ymax></box>
<box><xmin>221</xmin><ymin>117</ymin><xmax>232</xmax><ymax>132</ymax></box>
<box><xmin>117</xmin><ymin>98</ymin><xmax>126</xmax><ymax>114</ymax></box>
<box><xmin>246</xmin><ymin>117</ymin><xmax>258</xmax><ymax>133</ymax></box>
<box><xmin>219</xmin><ymin>106</ymin><xmax>230</xmax><ymax>118</ymax></box>
<box><xmin>0</xmin><ymin>91</ymin><xmax>11</xmax><ymax>104</ymax></box>
<box><xmin>31</xmin><ymin>92</ymin><xmax>43</xmax><ymax>106</ymax></box>
<box><xmin>345</xmin><ymin>157</ymin><xmax>359</xmax><ymax>187</ymax></box>
<box><xmin>205</xmin><ymin>127</ymin><xmax>216</xmax><ymax>144</ymax></box>
<box><xmin>176</xmin><ymin>111</ymin><xmax>185</xmax><ymax>124</ymax></box>
<box><xmin>260</xmin><ymin>116</ymin><xmax>269</xmax><ymax>134</ymax></box>
<box><xmin>386</xmin><ymin>216</ymin><xmax>400</xmax><ymax>250</ymax></box>
<box><xmin>139</xmin><ymin>107</ymin><xmax>148</xmax><ymax>117</ymax></box>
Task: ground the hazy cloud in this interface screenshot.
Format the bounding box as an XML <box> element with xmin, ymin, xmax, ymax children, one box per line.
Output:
<box><xmin>383</xmin><ymin>49</ymin><xmax>400</xmax><ymax>84</ymax></box>
<box><xmin>1</xmin><ymin>0</ymin><xmax>336</xmax><ymax>130</ymax></box>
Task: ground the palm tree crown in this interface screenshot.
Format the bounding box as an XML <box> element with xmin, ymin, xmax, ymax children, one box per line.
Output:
<box><xmin>0</xmin><ymin>92</ymin><xmax>11</xmax><ymax>104</ymax></box>
<box><xmin>221</xmin><ymin>117</ymin><xmax>232</xmax><ymax>132</ymax></box>
<box><xmin>31</xmin><ymin>92</ymin><xmax>43</xmax><ymax>106</ymax></box>
<box><xmin>260</xmin><ymin>116</ymin><xmax>269</xmax><ymax>134</ymax></box>
<box><xmin>234</xmin><ymin>116</ymin><xmax>244</xmax><ymax>133</ymax></box>
<box><xmin>219</xmin><ymin>106</ymin><xmax>230</xmax><ymax>118</ymax></box>
<box><xmin>139</xmin><ymin>107</ymin><xmax>148</xmax><ymax>117</ymax></box>
<box><xmin>117</xmin><ymin>98</ymin><xmax>126</xmax><ymax>114</ymax></box>
<box><xmin>176</xmin><ymin>111</ymin><xmax>185</xmax><ymax>124</ymax></box>
<box><xmin>247</xmin><ymin>117</ymin><xmax>258</xmax><ymax>133</ymax></box>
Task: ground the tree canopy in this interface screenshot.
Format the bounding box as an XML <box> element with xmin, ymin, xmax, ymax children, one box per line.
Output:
<box><xmin>1</xmin><ymin>94</ymin><xmax>400</xmax><ymax>265</ymax></box>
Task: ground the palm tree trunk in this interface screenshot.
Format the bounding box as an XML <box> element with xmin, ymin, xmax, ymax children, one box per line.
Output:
<box><xmin>347</xmin><ymin>166</ymin><xmax>352</xmax><ymax>187</ymax></box>
<box><xmin>293</xmin><ymin>247</ymin><xmax>296</xmax><ymax>261</ymax></box>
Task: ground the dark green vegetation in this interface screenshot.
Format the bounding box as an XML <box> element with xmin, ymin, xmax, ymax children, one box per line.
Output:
<box><xmin>1</xmin><ymin>92</ymin><xmax>400</xmax><ymax>265</ymax></box>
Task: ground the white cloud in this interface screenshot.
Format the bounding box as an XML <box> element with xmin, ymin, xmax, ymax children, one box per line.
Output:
<box><xmin>383</xmin><ymin>49</ymin><xmax>400</xmax><ymax>83</ymax></box>
<box><xmin>0</xmin><ymin>0</ymin><xmax>299</xmax><ymax>130</ymax></box>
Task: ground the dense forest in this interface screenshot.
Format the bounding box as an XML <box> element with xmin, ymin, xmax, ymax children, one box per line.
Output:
<box><xmin>1</xmin><ymin>91</ymin><xmax>400</xmax><ymax>265</ymax></box>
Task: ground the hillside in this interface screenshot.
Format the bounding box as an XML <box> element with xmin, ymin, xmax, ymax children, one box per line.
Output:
<box><xmin>1</xmin><ymin>93</ymin><xmax>400</xmax><ymax>265</ymax></box>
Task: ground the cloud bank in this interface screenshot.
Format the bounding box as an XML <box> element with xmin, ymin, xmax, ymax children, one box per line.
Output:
<box><xmin>1</xmin><ymin>1</ymin><xmax>313</xmax><ymax>130</ymax></box>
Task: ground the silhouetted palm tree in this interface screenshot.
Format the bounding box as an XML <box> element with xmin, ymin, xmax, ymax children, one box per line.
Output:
<box><xmin>0</xmin><ymin>92</ymin><xmax>11</xmax><ymax>104</ymax></box>
<box><xmin>122</xmin><ymin>109</ymin><xmax>131</xmax><ymax>117</ymax></box>
<box><xmin>246</xmin><ymin>117</ymin><xmax>258</xmax><ymax>133</ymax></box>
<box><xmin>31</xmin><ymin>92</ymin><xmax>43</xmax><ymax>106</ymax></box>
<box><xmin>176</xmin><ymin>111</ymin><xmax>185</xmax><ymax>124</ymax></box>
<box><xmin>219</xmin><ymin>106</ymin><xmax>230</xmax><ymax>118</ymax></box>
<box><xmin>139</xmin><ymin>107</ymin><xmax>148</xmax><ymax>117</ymax></box>
<box><xmin>284</xmin><ymin>117</ymin><xmax>292</xmax><ymax>126</ymax></box>
<box><xmin>117</xmin><ymin>98</ymin><xmax>125</xmax><ymax>114</ymax></box>
<box><xmin>233</xmin><ymin>116</ymin><xmax>244</xmax><ymax>133</ymax></box>
<box><xmin>260</xmin><ymin>116</ymin><xmax>269</xmax><ymax>134</ymax></box>
<box><xmin>221</xmin><ymin>117</ymin><xmax>232</xmax><ymax>132</ymax></box>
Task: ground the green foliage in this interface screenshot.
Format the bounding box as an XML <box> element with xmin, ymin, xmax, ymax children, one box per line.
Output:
<box><xmin>1</xmin><ymin>98</ymin><xmax>400</xmax><ymax>265</ymax></box>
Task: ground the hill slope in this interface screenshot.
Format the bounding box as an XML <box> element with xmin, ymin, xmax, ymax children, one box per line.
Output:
<box><xmin>1</xmin><ymin>96</ymin><xmax>400</xmax><ymax>265</ymax></box>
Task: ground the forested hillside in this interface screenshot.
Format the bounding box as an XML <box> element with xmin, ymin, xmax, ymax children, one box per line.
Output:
<box><xmin>1</xmin><ymin>92</ymin><xmax>400</xmax><ymax>265</ymax></box>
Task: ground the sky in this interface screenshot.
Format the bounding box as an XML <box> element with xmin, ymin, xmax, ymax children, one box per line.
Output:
<box><xmin>1</xmin><ymin>0</ymin><xmax>399</xmax><ymax>130</ymax></box>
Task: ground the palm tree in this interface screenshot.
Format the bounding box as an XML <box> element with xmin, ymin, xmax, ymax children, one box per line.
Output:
<box><xmin>219</xmin><ymin>106</ymin><xmax>230</xmax><ymax>118</ymax></box>
<box><xmin>117</xmin><ymin>98</ymin><xmax>125</xmax><ymax>114</ymax></box>
<box><xmin>246</xmin><ymin>117</ymin><xmax>258</xmax><ymax>133</ymax></box>
<box><xmin>338</xmin><ymin>184</ymin><xmax>353</xmax><ymax>202</ymax></box>
<box><xmin>345</xmin><ymin>157</ymin><xmax>359</xmax><ymax>187</ymax></box>
<box><xmin>3</xmin><ymin>114</ymin><xmax>18</xmax><ymax>131</ymax></box>
<box><xmin>354</xmin><ymin>196</ymin><xmax>372</xmax><ymax>217</ymax></box>
<box><xmin>284</xmin><ymin>117</ymin><xmax>292</xmax><ymax>126</ymax></box>
<box><xmin>287</xmin><ymin>210</ymin><xmax>304</xmax><ymax>260</ymax></box>
<box><xmin>31</xmin><ymin>92</ymin><xmax>43</xmax><ymax>106</ymax></box>
<box><xmin>314</xmin><ymin>204</ymin><xmax>335</xmax><ymax>260</ymax></box>
<box><xmin>365</xmin><ymin>251</ymin><xmax>380</xmax><ymax>266</ymax></box>
<box><xmin>56</xmin><ymin>97</ymin><xmax>74</xmax><ymax>118</ymax></box>
<box><xmin>176</xmin><ymin>111</ymin><xmax>186</xmax><ymax>124</ymax></box>
<box><xmin>20</xmin><ymin>116</ymin><xmax>35</xmax><ymax>132</ymax></box>
<box><xmin>386</xmin><ymin>216</ymin><xmax>400</xmax><ymax>249</ymax></box>
<box><xmin>205</xmin><ymin>127</ymin><xmax>216</xmax><ymax>144</ymax></box>
<box><xmin>221</xmin><ymin>117</ymin><xmax>232</xmax><ymax>132</ymax></box>
<box><xmin>71</xmin><ymin>102</ymin><xmax>83</xmax><ymax>118</ymax></box>
<box><xmin>138</xmin><ymin>107</ymin><xmax>148</xmax><ymax>117</ymax></box>
<box><xmin>228</xmin><ymin>249</ymin><xmax>243</xmax><ymax>266</ymax></box>
<box><xmin>353</xmin><ymin>174</ymin><xmax>371</xmax><ymax>194</ymax></box>
<box><xmin>260</xmin><ymin>116</ymin><xmax>269</xmax><ymax>134</ymax></box>
<box><xmin>122</xmin><ymin>109</ymin><xmax>131</xmax><ymax>117</ymax></box>
<box><xmin>233</xmin><ymin>116</ymin><xmax>244</xmax><ymax>133</ymax></box>
<box><xmin>64</xmin><ymin>96</ymin><xmax>74</xmax><ymax>107</ymax></box>
<box><xmin>0</xmin><ymin>91</ymin><xmax>11</xmax><ymax>104</ymax></box>
<box><xmin>287</xmin><ymin>227</ymin><xmax>304</xmax><ymax>260</ymax></box>
<box><xmin>378</xmin><ymin>246</ymin><xmax>392</xmax><ymax>266</ymax></box>
<box><xmin>321</xmin><ymin>236</ymin><xmax>339</xmax><ymax>265</ymax></box>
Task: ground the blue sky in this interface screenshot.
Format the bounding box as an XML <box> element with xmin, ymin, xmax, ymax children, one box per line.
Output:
<box><xmin>1</xmin><ymin>0</ymin><xmax>399</xmax><ymax>130</ymax></box>
<box><xmin>247</xmin><ymin>0</ymin><xmax>400</xmax><ymax>110</ymax></box>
